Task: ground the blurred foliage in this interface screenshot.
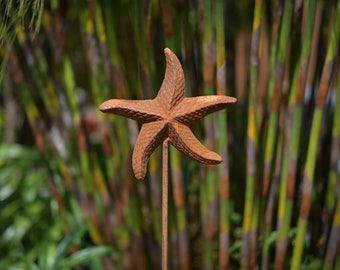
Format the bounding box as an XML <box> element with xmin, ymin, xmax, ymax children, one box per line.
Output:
<box><xmin>0</xmin><ymin>143</ymin><xmax>112</xmax><ymax>269</ymax></box>
<box><xmin>0</xmin><ymin>0</ymin><xmax>340</xmax><ymax>269</ymax></box>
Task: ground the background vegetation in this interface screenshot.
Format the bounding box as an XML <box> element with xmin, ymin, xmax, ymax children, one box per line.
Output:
<box><xmin>1</xmin><ymin>0</ymin><xmax>340</xmax><ymax>269</ymax></box>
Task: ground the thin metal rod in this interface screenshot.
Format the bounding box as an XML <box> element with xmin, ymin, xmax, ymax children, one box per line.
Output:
<box><xmin>162</xmin><ymin>138</ymin><xmax>169</xmax><ymax>270</ymax></box>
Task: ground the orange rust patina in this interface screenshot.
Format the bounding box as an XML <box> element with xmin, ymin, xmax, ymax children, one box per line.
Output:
<box><xmin>100</xmin><ymin>48</ymin><xmax>237</xmax><ymax>180</ymax></box>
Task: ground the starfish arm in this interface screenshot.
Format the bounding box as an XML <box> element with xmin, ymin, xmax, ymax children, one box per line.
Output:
<box><xmin>168</xmin><ymin>122</ymin><xmax>222</xmax><ymax>164</ymax></box>
<box><xmin>172</xmin><ymin>95</ymin><xmax>237</xmax><ymax>125</ymax></box>
<box><xmin>156</xmin><ymin>48</ymin><xmax>185</xmax><ymax>111</ymax></box>
<box><xmin>132</xmin><ymin>121</ymin><xmax>167</xmax><ymax>180</ymax></box>
<box><xmin>99</xmin><ymin>99</ymin><xmax>164</xmax><ymax>123</ymax></box>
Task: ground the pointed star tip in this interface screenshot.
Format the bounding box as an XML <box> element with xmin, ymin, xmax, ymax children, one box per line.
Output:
<box><xmin>164</xmin><ymin>48</ymin><xmax>175</xmax><ymax>57</ymax></box>
<box><xmin>98</xmin><ymin>103</ymin><xmax>106</xmax><ymax>111</ymax></box>
<box><xmin>210</xmin><ymin>153</ymin><xmax>223</xmax><ymax>164</ymax></box>
<box><xmin>133</xmin><ymin>168</ymin><xmax>146</xmax><ymax>180</ymax></box>
<box><xmin>99</xmin><ymin>102</ymin><xmax>109</xmax><ymax>112</ymax></box>
<box><xmin>135</xmin><ymin>175</ymin><xmax>145</xmax><ymax>180</ymax></box>
<box><xmin>164</xmin><ymin>48</ymin><xmax>172</xmax><ymax>54</ymax></box>
<box><xmin>222</xmin><ymin>96</ymin><xmax>238</xmax><ymax>105</ymax></box>
<box><xmin>230</xmin><ymin>96</ymin><xmax>238</xmax><ymax>104</ymax></box>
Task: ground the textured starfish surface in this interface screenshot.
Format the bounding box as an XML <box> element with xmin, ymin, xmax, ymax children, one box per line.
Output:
<box><xmin>100</xmin><ymin>48</ymin><xmax>237</xmax><ymax>180</ymax></box>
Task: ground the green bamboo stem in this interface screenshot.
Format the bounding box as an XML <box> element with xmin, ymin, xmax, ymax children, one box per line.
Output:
<box><xmin>200</xmin><ymin>1</ymin><xmax>218</xmax><ymax>268</ymax></box>
<box><xmin>164</xmin><ymin>7</ymin><xmax>190</xmax><ymax>264</ymax></box>
<box><xmin>87</xmin><ymin>1</ymin><xmax>122</xmax><ymax>185</ymax></box>
<box><xmin>8</xmin><ymin>66</ymin><xmax>41</xmax><ymax>147</ymax></box>
<box><xmin>305</xmin><ymin>0</ymin><xmax>324</xmax><ymax>90</ymax></box>
<box><xmin>291</xmin><ymin>2</ymin><xmax>340</xmax><ymax>269</ymax></box>
<box><xmin>18</xmin><ymin>38</ymin><xmax>59</xmax><ymax>124</ymax></box>
<box><xmin>129</xmin><ymin>4</ymin><xmax>164</xmax><ymax>266</ymax></box>
<box><xmin>261</xmin><ymin>131</ymin><xmax>283</xmax><ymax>270</ymax></box>
<box><xmin>323</xmin><ymin>65</ymin><xmax>339</xmax><ymax>236</ymax></box>
<box><xmin>15</xmin><ymin>21</ymin><xmax>60</xmax><ymax>124</ymax></box>
<box><xmin>318</xmin><ymin>2</ymin><xmax>339</xmax><ymax>244</ymax></box>
<box><xmin>31</xmin><ymin>43</ymin><xmax>60</xmax><ymax>116</ymax></box>
<box><xmin>131</xmin><ymin>0</ymin><xmax>157</xmax><ymax>99</ymax></box>
<box><xmin>274</xmin><ymin>67</ymin><xmax>299</xmax><ymax>268</ymax></box>
<box><xmin>266</xmin><ymin>0</ymin><xmax>282</xmax><ymax>105</ymax></box>
<box><xmin>242</xmin><ymin>0</ymin><xmax>262</xmax><ymax>268</ymax></box>
<box><xmin>8</xmin><ymin>50</ymin><xmax>45</xmax><ymax>154</ymax></box>
<box><xmin>101</xmin><ymin>0</ymin><xmax>130</xmax><ymax>164</ymax></box>
<box><xmin>322</xmin><ymin>68</ymin><xmax>340</xmax><ymax>270</ymax></box>
<box><xmin>215</xmin><ymin>0</ymin><xmax>231</xmax><ymax>268</ymax></box>
<box><xmin>101</xmin><ymin>4</ymin><xmax>150</xmax><ymax>268</ymax></box>
<box><xmin>63</xmin><ymin>51</ymin><xmax>104</xmax><ymax>250</ymax></box>
<box><xmin>262</xmin><ymin>0</ymin><xmax>293</xmax><ymax>207</ymax></box>
<box><xmin>80</xmin><ymin>6</ymin><xmax>141</xmax><ymax>269</ymax></box>
<box><xmin>161</xmin><ymin>0</ymin><xmax>175</xmax><ymax>47</ymax></box>
<box><xmin>170</xmin><ymin>146</ymin><xmax>190</xmax><ymax>270</ymax></box>
<box><xmin>335</xmin><ymin>242</ymin><xmax>340</xmax><ymax>270</ymax></box>
<box><xmin>274</xmin><ymin>1</ymin><xmax>317</xmax><ymax>268</ymax></box>
<box><xmin>79</xmin><ymin>8</ymin><xmax>135</xmax><ymax>267</ymax></box>
<box><xmin>323</xmin><ymin>202</ymin><xmax>340</xmax><ymax>270</ymax></box>
<box><xmin>62</xmin><ymin>55</ymin><xmax>93</xmax><ymax>194</ymax></box>
<box><xmin>149</xmin><ymin>152</ymin><xmax>162</xmax><ymax>240</ymax></box>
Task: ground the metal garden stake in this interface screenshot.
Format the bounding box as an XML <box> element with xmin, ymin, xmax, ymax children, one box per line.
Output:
<box><xmin>99</xmin><ymin>48</ymin><xmax>237</xmax><ymax>269</ymax></box>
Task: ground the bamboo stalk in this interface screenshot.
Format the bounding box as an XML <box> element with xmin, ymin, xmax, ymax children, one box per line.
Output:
<box><xmin>261</xmin><ymin>131</ymin><xmax>283</xmax><ymax>270</ymax></box>
<box><xmin>200</xmin><ymin>1</ymin><xmax>218</xmax><ymax>268</ymax></box>
<box><xmin>274</xmin><ymin>1</ymin><xmax>317</xmax><ymax>268</ymax></box>
<box><xmin>130</xmin><ymin>3</ymin><xmax>164</xmax><ymax>266</ymax></box>
<box><xmin>323</xmin><ymin>68</ymin><xmax>340</xmax><ymax>269</ymax></box>
<box><xmin>149</xmin><ymin>152</ymin><xmax>162</xmax><ymax>244</ymax></box>
<box><xmin>170</xmin><ymin>146</ymin><xmax>190</xmax><ymax>270</ymax></box>
<box><xmin>291</xmin><ymin>2</ymin><xmax>340</xmax><ymax>268</ymax></box>
<box><xmin>323</xmin><ymin>196</ymin><xmax>340</xmax><ymax>270</ymax></box>
<box><xmin>215</xmin><ymin>1</ymin><xmax>231</xmax><ymax>269</ymax></box>
<box><xmin>265</xmin><ymin>0</ymin><xmax>282</xmax><ymax>105</ymax></box>
<box><xmin>242</xmin><ymin>0</ymin><xmax>262</xmax><ymax>268</ymax></box>
<box><xmin>262</xmin><ymin>0</ymin><xmax>293</xmax><ymax>211</ymax></box>
<box><xmin>334</xmin><ymin>231</ymin><xmax>340</xmax><ymax>270</ymax></box>
<box><xmin>6</xmin><ymin>1</ymin><xmax>340</xmax><ymax>268</ymax></box>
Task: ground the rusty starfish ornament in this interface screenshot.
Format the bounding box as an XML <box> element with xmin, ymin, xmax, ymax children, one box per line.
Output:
<box><xmin>100</xmin><ymin>48</ymin><xmax>237</xmax><ymax>180</ymax></box>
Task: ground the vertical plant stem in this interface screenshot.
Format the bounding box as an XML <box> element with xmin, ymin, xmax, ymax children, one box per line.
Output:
<box><xmin>261</xmin><ymin>132</ymin><xmax>282</xmax><ymax>270</ymax></box>
<box><xmin>291</xmin><ymin>2</ymin><xmax>340</xmax><ymax>269</ymax></box>
<box><xmin>274</xmin><ymin>1</ymin><xmax>317</xmax><ymax>268</ymax></box>
<box><xmin>262</xmin><ymin>0</ymin><xmax>293</xmax><ymax>210</ymax></box>
<box><xmin>266</xmin><ymin>0</ymin><xmax>282</xmax><ymax>105</ymax></box>
<box><xmin>150</xmin><ymin>154</ymin><xmax>162</xmax><ymax>232</ymax></box>
<box><xmin>323</xmin><ymin>68</ymin><xmax>340</xmax><ymax>269</ymax></box>
<box><xmin>162</xmin><ymin>138</ymin><xmax>169</xmax><ymax>270</ymax></box>
<box><xmin>201</xmin><ymin>1</ymin><xmax>218</xmax><ymax>268</ymax></box>
<box><xmin>215</xmin><ymin>1</ymin><xmax>230</xmax><ymax>269</ymax></box>
<box><xmin>242</xmin><ymin>0</ymin><xmax>262</xmax><ymax>268</ymax></box>
<box><xmin>323</xmin><ymin>184</ymin><xmax>340</xmax><ymax>270</ymax></box>
<box><xmin>170</xmin><ymin>147</ymin><xmax>190</xmax><ymax>270</ymax></box>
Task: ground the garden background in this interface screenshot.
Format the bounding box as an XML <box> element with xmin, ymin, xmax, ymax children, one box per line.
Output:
<box><xmin>1</xmin><ymin>0</ymin><xmax>340</xmax><ymax>269</ymax></box>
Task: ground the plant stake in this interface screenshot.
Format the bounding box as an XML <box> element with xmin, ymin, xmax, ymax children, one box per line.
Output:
<box><xmin>99</xmin><ymin>48</ymin><xmax>237</xmax><ymax>269</ymax></box>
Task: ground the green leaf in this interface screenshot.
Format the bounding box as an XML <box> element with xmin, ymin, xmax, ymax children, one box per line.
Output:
<box><xmin>21</xmin><ymin>255</ymin><xmax>40</xmax><ymax>270</ymax></box>
<box><xmin>0</xmin><ymin>165</ymin><xmax>22</xmax><ymax>200</ymax></box>
<box><xmin>0</xmin><ymin>144</ymin><xmax>39</xmax><ymax>163</ymax></box>
<box><xmin>58</xmin><ymin>246</ymin><xmax>112</xmax><ymax>269</ymax></box>
<box><xmin>52</xmin><ymin>224</ymin><xmax>87</xmax><ymax>267</ymax></box>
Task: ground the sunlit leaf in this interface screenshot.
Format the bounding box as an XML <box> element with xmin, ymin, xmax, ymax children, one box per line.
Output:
<box><xmin>58</xmin><ymin>246</ymin><xmax>113</xmax><ymax>269</ymax></box>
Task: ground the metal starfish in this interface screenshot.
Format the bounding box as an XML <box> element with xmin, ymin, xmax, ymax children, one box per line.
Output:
<box><xmin>99</xmin><ymin>48</ymin><xmax>237</xmax><ymax>180</ymax></box>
